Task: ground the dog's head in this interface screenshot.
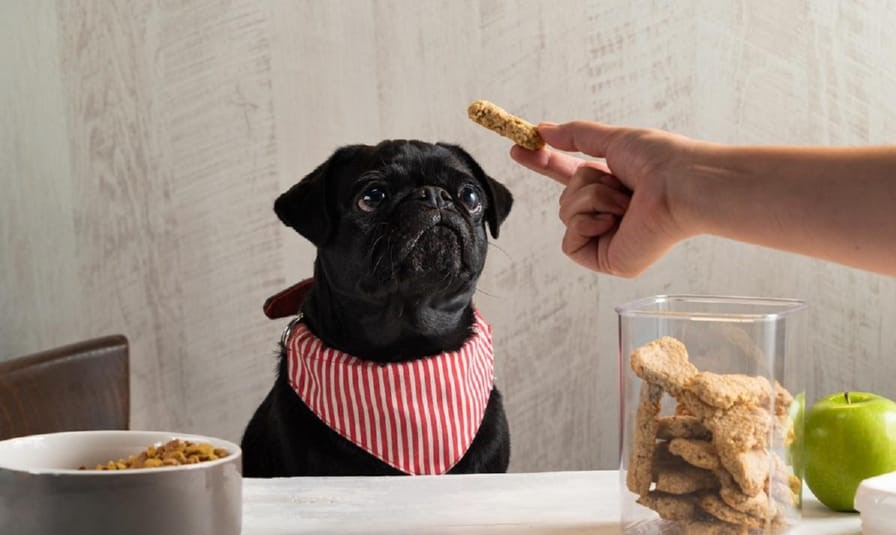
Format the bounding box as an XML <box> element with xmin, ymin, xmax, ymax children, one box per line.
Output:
<box><xmin>275</xmin><ymin>140</ymin><xmax>512</xmax><ymax>301</ymax></box>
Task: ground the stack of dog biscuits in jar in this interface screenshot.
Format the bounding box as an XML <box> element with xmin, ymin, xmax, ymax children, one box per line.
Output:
<box><xmin>627</xmin><ymin>337</ymin><xmax>801</xmax><ymax>535</ymax></box>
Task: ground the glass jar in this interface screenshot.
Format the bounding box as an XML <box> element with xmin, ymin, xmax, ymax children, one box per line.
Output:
<box><xmin>617</xmin><ymin>295</ymin><xmax>808</xmax><ymax>534</ymax></box>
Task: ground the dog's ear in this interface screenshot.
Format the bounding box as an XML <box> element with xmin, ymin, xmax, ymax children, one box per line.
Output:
<box><xmin>438</xmin><ymin>143</ymin><xmax>513</xmax><ymax>239</ymax></box>
<box><xmin>274</xmin><ymin>146</ymin><xmax>359</xmax><ymax>246</ymax></box>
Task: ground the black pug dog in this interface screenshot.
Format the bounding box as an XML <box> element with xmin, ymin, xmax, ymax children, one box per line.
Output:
<box><xmin>241</xmin><ymin>140</ymin><xmax>512</xmax><ymax>477</ymax></box>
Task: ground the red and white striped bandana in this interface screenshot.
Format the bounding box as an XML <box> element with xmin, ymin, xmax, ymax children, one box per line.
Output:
<box><xmin>284</xmin><ymin>311</ymin><xmax>494</xmax><ymax>475</ymax></box>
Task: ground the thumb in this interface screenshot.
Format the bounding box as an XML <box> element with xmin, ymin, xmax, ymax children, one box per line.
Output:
<box><xmin>538</xmin><ymin>120</ymin><xmax>624</xmax><ymax>158</ymax></box>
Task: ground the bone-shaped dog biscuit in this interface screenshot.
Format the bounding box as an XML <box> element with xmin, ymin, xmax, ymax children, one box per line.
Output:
<box><xmin>636</xmin><ymin>491</ymin><xmax>698</xmax><ymax>521</ymax></box>
<box><xmin>715</xmin><ymin>468</ymin><xmax>778</xmax><ymax>520</ymax></box>
<box><xmin>654</xmin><ymin>463</ymin><xmax>720</xmax><ymax>494</ymax></box>
<box><xmin>773</xmin><ymin>381</ymin><xmax>794</xmax><ymax>417</ymax></box>
<box><xmin>627</xmin><ymin>382</ymin><xmax>663</xmax><ymax>495</ymax></box>
<box><xmin>718</xmin><ymin>447</ymin><xmax>771</xmax><ymax>498</ymax></box>
<box><xmin>658</xmin><ymin>415</ymin><xmax>712</xmax><ymax>440</ymax></box>
<box><xmin>631</xmin><ymin>336</ymin><xmax>698</xmax><ymax>397</ymax></box>
<box><xmin>704</xmin><ymin>402</ymin><xmax>772</xmax><ymax>458</ymax></box>
<box><xmin>668</xmin><ymin>438</ymin><xmax>721</xmax><ymax>470</ymax></box>
<box><xmin>467</xmin><ymin>100</ymin><xmax>545</xmax><ymax>150</ymax></box>
<box><xmin>688</xmin><ymin>372</ymin><xmax>772</xmax><ymax>410</ymax></box>
<box><xmin>698</xmin><ymin>493</ymin><xmax>765</xmax><ymax>530</ymax></box>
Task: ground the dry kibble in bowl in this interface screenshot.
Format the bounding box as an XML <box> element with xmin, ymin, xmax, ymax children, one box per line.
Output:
<box><xmin>79</xmin><ymin>439</ymin><xmax>229</xmax><ymax>470</ymax></box>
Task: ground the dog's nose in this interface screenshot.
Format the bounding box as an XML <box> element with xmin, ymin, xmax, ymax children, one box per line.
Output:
<box><xmin>416</xmin><ymin>186</ymin><xmax>453</xmax><ymax>209</ymax></box>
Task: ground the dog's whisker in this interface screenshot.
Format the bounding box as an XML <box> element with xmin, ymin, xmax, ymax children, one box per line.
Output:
<box><xmin>487</xmin><ymin>241</ymin><xmax>512</xmax><ymax>262</ymax></box>
<box><xmin>370</xmin><ymin>233</ymin><xmax>389</xmax><ymax>274</ymax></box>
<box><xmin>475</xmin><ymin>287</ymin><xmax>500</xmax><ymax>299</ymax></box>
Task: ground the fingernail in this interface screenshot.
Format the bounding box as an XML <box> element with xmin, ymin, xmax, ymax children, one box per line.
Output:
<box><xmin>538</xmin><ymin>121</ymin><xmax>558</xmax><ymax>129</ymax></box>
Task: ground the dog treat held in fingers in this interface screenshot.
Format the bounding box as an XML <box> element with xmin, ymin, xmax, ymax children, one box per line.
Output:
<box><xmin>467</xmin><ymin>100</ymin><xmax>545</xmax><ymax>150</ymax></box>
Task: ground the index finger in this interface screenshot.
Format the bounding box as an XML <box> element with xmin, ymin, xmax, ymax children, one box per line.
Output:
<box><xmin>510</xmin><ymin>145</ymin><xmax>611</xmax><ymax>185</ymax></box>
<box><xmin>538</xmin><ymin>120</ymin><xmax>623</xmax><ymax>158</ymax></box>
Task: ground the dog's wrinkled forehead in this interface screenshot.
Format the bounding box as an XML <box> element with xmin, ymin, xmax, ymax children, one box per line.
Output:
<box><xmin>334</xmin><ymin>140</ymin><xmax>477</xmax><ymax>197</ymax></box>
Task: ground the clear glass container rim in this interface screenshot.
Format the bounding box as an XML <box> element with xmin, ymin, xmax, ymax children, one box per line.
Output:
<box><xmin>615</xmin><ymin>294</ymin><xmax>808</xmax><ymax>321</ymax></box>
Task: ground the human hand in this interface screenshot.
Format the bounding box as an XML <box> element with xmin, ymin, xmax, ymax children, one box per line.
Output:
<box><xmin>510</xmin><ymin>121</ymin><xmax>699</xmax><ymax>277</ymax></box>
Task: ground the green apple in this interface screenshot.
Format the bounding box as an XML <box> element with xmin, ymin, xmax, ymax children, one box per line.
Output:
<box><xmin>804</xmin><ymin>391</ymin><xmax>896</xmax><ymax>511</ymax></box>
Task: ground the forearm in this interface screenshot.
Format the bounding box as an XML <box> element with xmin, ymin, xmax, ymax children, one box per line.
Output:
<box><xmin>680</xmin><ymin>144</ymin><xmax>896</xmax><ymax>275</ymax></box>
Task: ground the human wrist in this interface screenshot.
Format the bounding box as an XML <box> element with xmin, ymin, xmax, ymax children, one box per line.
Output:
<box><xmin>663</xmin><ymin>139</ymin><xmax>717</xmax><ymax>239</ymax></box>
<box><xmin>668</xmin><ymin>140</ymin><xmax>751</xmax><ymax>239</ymax></box>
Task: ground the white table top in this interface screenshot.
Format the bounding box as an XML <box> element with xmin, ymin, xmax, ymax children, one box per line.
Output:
<box><xmin>242</xmin><ymin>470</ymin><xmax>862</xmax><ymax>534</ymax></box>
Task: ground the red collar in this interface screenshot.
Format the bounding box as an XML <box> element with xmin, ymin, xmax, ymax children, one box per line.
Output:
<box><xmin>263</xmin><ymin>279</ymin><xmax>314</xmax><ymax>319</ymax></box>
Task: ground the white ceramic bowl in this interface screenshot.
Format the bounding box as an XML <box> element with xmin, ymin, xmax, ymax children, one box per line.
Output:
<box><xmin>0</xmin><ymin>430</ymin><xmax>242</xmax><ymax>535</ymax></box>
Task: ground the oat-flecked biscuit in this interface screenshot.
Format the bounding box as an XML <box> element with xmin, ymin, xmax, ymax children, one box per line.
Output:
<box><xmin>698</xmin><ymin>493</ymin><xmax>765</xmax><ymax>529</ymax></box>
<box><xmin>720</xmin><ymin>476</ymin><xmax>768</xmax><ymax>519</ymax></box>
<box><xmin>770</xmin><ymin>451</ymin><xmax>794</xmax><ymax>484</ymax></box>
<box><xmin>788</xmin><ymin>474</ymin><xmax>800</xmax><ymax>496</ymax></box>
<box><xmin>669</xmin><ymin>438</ymin><xmax>721</xmax><ymax>470</ymax></box>
<box><xmin>687</xmin><ymin>372</ymin><xmax>772</xmax><ymax>410</ymax></box>
<box><xmin>630</xmin><ymin>337</ymin><xmax>698</xmax><ymax>396</ymax></box>
<box><xmin>714</xmin><ymin>467</ymin><xmax>777</xmax><ymax>519</ymax></box>
<box><xmin>652</xmin><ymin>440</ymin><xmax>680</xmax><ymax>471</ymax></box>
<box><xmin>675</xmin><ymin>402</ymin><xmax>694</xmax><ymax>416</ymax></box>
<box><xmin>655</xmin><ymin>463</ymin><xmax>720</xmax><ymax>494</ymax></box>
<box><xmin>626</xmin><ymin>382</ymin><xmax>663</xmax><ymax>495</ymax></box>
<box><xmin>770</xmin><ymin>514</ymin><xmax>791</xmax><ymax>533</ymax></box>
<box><xmin>467</xmin><ymin>100</ymin><xmax>545</xmax><ymax>150</ymax></box>
<box><xmin>705</xmin><ymin>403</ymin><xmax>773</xmax><ymax>458</ymax></box>
<box><xmin>637</xmin><ymin>491</ymin><xmax>698</xmax><ymax>521</ymax></box>
<box><xmin>769</xmin><ymin>477</ymin><xmax>796</xmax><ymax>507</ymax></box>
<box><xmin>773</xmin><ymin>381</ymin><xmax>794</xmax><ymax>417</ymax></box>
<box><xmin>677</xmin><ymin>390</ymin><xmax>718</xmax><ymax>421</ymax></box>
<box><xmin>718</xmin><ymin>448</ymin><xmax>771</xmax><ymax>497</ymax></box>
<box><xmin>684</xmin><ymin>520</ymin><xmax>749</xmax><ymax>535</ymax></box>
<box><xmin>658</xmin><ymin>415</ymin><xmax>712</xmax><ymax>440</ymax></box>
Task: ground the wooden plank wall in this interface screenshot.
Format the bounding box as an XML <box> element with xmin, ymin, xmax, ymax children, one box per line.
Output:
<box><xmin>3</xmin><ymin>0</ymin><xmax>895</xmax><ymax>471</ymax></box>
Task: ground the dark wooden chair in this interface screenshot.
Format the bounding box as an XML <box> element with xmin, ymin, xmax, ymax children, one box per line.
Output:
<box><xmin>0</xmin><ymin>335</ymin><xmax>129</xmax><ymax>440</ymax></box>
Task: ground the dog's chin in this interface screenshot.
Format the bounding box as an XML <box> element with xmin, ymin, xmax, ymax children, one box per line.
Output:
<box><xmin>365</xmin><ymin>221</ymin><xmax>479</xmax><ymax>296</ymax></box>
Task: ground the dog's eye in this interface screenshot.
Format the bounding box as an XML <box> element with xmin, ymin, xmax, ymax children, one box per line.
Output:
<box><xmin>459</xmin><ymin>185</ymin><xmax>482</xmax><ymax>214</ymax></box>
<box><xmin>358</xmin><ymin>187</ymin><xmax>387</xmax><ymax>212</ymax></box>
